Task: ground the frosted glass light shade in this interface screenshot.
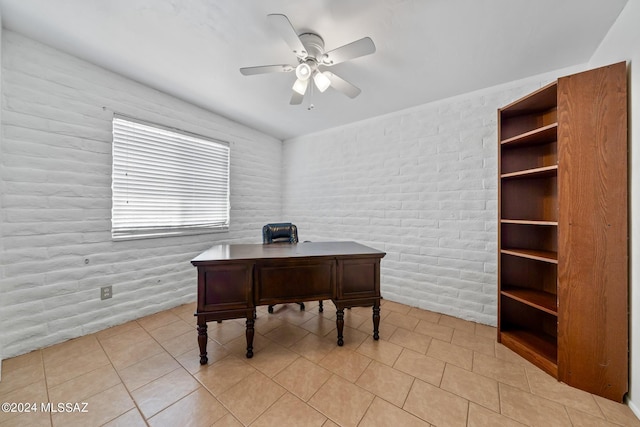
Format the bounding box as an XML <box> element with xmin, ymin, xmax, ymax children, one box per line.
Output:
<box><xmin>295</xmin><ymin>63</ymin><xmax>311</xmax><ymax>81</ymax></box>
<box><xmin>292</xmin><ymin>78</ymin><xmax>309</xmax><ymax>95</ymax></box>
<box><xmin>313</xmin><ymin>71</ymin><xmax>331</xmax><ymax>92</ymax></box>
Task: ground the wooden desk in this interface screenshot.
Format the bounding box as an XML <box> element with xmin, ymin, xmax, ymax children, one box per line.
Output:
<box><xmin>191</xmin><ymin>241</ymin><xmax>385</xmax><ymax>363</ymax></box>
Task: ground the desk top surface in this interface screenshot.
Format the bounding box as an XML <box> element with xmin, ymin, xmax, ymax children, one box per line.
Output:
<box><xmin>191</xmin><ymin>241</ymin><xmax>385</xmax><ymax>264</ymax></box>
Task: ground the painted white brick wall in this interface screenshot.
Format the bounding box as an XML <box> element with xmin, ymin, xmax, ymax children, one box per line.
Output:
<box><xmin>282</xmin><ymin>66</ymin><xmax>584</xmax><ymax>326</ymax></box>
<box><xmin>0</xmin><ymin>31</ymin><xmax>282</xmax><ymax>358</ymax></box>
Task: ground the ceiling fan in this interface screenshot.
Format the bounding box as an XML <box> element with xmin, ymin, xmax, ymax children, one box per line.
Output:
<box><xmin>240</xmin><ymin>14</ymin><xmax>376</xmax><ymax>105</ymax></box>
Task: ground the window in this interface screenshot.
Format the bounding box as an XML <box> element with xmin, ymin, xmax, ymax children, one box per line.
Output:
<box><xmin>112</xmin><ymin>115</ymin><xmax>230</xmax><ymax>240</ymax></box>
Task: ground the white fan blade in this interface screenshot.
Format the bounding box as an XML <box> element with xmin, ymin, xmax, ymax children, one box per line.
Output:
<box><xmin>290</xmin><ymin>90</ymin><xmax>305</xmax><ymax>105</ymax></box>
<box><xmin>322</xmin><ymin>37</ymin><xmax>376</xmax><ymax>66</ymax></box>
<box><xmin>240</xmin><ymin>64</ymin><xmax>294</xmax><ymax>76</ymax></box>
<box><xmin>267</xmin><ymin>14</ymin><xmax>307</xmax><ymax>59</ymax></box>
<box><xmin>292</xmin><ymin>78</ymin><xmax>309</xmax><ymax>95</ymax></box>
<box><xmin>325</xmin><ymin>72</ymin><xmax>361</xmax><ymax>98</ymax></box>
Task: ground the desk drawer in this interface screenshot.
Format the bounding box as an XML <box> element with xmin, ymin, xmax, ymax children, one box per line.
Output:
<box><xmin>197</xmin><ymin>263</ymin><xmax>253</xmax><ymax>312</ymax></box>
<box><xmin>337</xmin><ymin>258</ymin><xmax>380</xmax><ymax>299</ymax></box>
<box><xmin>255</xmin><ymin>260</ymin><xmax>334</xmax><ymax>305</ymax></box>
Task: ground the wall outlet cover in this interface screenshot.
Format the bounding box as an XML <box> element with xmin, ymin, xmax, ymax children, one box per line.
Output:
<box><xmin>101</xmin><ymin>286</ymin><xmax>112</xmax><ymax>300</ymax></box>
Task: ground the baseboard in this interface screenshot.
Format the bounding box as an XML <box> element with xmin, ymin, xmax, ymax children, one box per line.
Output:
<box><xmin>627</xmin><ymin>395</ymin><xmax>640</xmax><ymax>420</ymax></box>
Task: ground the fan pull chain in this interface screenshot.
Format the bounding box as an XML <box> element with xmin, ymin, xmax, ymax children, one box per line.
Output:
<box><xmin>308</xmin><ymin>80</ymin><xmax>315</xmax><ymax>110</ymax></box>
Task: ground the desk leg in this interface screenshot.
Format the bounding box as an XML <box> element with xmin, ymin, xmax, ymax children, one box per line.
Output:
<box><xmin>336</xmin><ymin>308</ymin><xmax>345</xmax><ymax>346</ymax></box>
<box><xmin>373</xmin><ymin>304</ymin><xmax>380</xmax><ymax>340</ymax></box>
<box><xmin>245</xmin><ymin>317</ymin><xmax>255</xmax><ymax>359</ymax></box>
<box><xmin>197</xmin><ymin>320</ymin><xmax>208</xmax><ymax>365</ymax></box>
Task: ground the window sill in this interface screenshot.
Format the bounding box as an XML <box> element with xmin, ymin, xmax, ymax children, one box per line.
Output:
<box><xmin>112</xmin><ymin>226</ymin><xmax>229</xmax><ymax>241</ymax></box>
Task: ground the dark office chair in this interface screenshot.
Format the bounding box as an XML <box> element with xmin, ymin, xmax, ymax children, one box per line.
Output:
<box><xmin>262</xmin><ymin>223</ymin><xmax>323</xmax><ymax>313</ymax></box>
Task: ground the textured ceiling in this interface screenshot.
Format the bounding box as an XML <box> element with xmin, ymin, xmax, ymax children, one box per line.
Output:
<box><xmin>0</xmin><ymin>0</ymin><xmax>629</xmax><ymax>140</ymax></box>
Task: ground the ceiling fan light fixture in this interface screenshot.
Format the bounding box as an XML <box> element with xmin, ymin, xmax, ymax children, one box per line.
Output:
<box><xmin>242</xmin><ymin>14</ymin><xmax>376</xmax><ymax>104</ymax></box>
<box><xmin>313</xmin><ymin>71</ymin><xmax>331</xmax><ymax>92</ymax></box>
<box><xmin>295</xmin><ymin>63</ymin><xmax>311</xmax><ymax>81</ymax></box>
<box><xmin>292</xmin><ymin>78</ymin><xmax>308</xmax><ymax>95</ymax></box>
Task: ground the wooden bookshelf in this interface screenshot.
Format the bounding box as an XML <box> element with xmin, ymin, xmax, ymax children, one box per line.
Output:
<box><xmin>501</xmin><ymin>219</ymin><xmax>558</xmax><ymax>226</ymax></box>
<box><xmin>500</xmin><ymin>248</ymin><xmax>557</xmax><ymax>263</ymax></box>
<box><xmin>497</xmin><ymin>62</ymin><xmax>628</xmax><ymax>401</ymax></box>
<box><xmin>500</xmin><ymin>165</ymin><xmax>557</xmax><ymax>179</ymax></box>
<box><xmin>501</xmin><ymin>287</ymin><xmax>557</xmax><ymax>315</ymax></box>
<box><xmin>500</xmin><ymin>330</ymin><xmax>558</xmax><ymax>377</ymax></box>
<box><xmin>500</xmin><ymin>123</ymin><xmax>558</xmax><ymax>147</ymax></box>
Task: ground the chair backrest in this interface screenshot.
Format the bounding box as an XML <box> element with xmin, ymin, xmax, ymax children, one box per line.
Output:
<box><xmin>262</xmin><ymin>223</ymin><xmax>298</xmax><ymax>244</ymax></box>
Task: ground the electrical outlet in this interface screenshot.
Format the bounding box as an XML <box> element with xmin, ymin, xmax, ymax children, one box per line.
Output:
<box><xmin>101</xmin><ymin>286</ymin><xmax>112</xmax><ymax>300</ymax></box>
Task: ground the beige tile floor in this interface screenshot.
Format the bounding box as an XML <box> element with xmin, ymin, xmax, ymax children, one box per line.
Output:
<box><xmin>1</xmin><ymin>299</ymin><xmax>639</xmax><ymax>427</ymax></box>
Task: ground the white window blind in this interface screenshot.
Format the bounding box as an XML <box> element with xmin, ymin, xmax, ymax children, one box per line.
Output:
<box><xmin>112</xmin><ymin>115</ymin><xmax>230</xmax><ymax>240</ymax></box>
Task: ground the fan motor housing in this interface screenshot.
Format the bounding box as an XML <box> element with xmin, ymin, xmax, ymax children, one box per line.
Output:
<box><xmin>299</xmin><ymin>33</ymin><xmax>325</xmax><ymax>60</ymax></box>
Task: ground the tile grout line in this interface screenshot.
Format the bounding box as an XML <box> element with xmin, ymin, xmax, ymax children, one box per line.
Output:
<box><xmin>95</xmin><ymin>320</ymin><xmax>151</xmax><ymax>427</ymax></box>
<box><xmin>40</xmin><ymin>350</ymin><xmax>54</xmax><ymax>427</ymax></box>
<box><xmin>125</xmin><ymin>308</ymin><xmax>250</xmax><ymax>424</ymax></box>
<box><xmin>5</xmin><ymin>301</ymin><xmax>639</xmax><ymax>426</ymax></box>
<box><xmin>134</xmin><ymin>315</ymin><xmax>222</xmax><ymax>422</ymax></box>
<box><xmin>178</xmin><ymin>307</ymin><xmax>316</xmax><ymax>426</ymax></box>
